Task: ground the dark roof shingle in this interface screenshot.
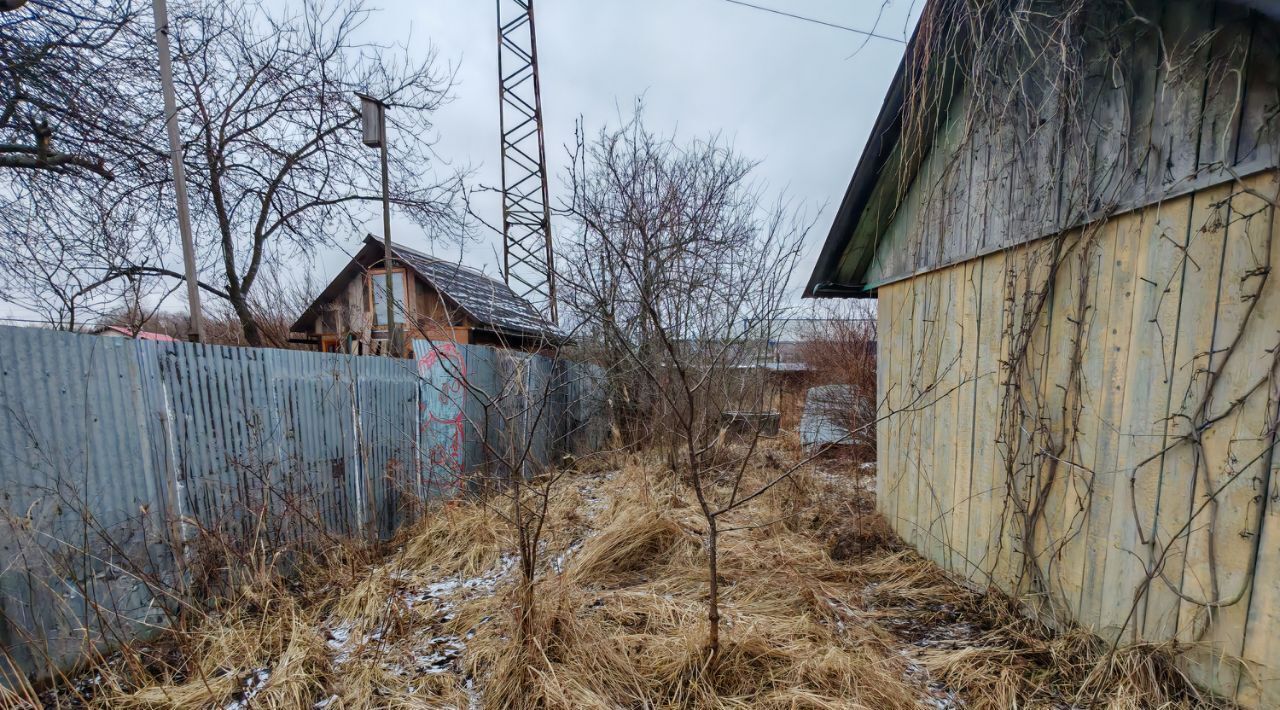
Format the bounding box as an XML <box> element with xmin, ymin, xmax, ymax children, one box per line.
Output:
<box><xmin>388</xmin><ymin>239</ymin><xmax>561</xmax><ymax>340</ymax></box>
<box><xmin>291</xmin><ymin>235</ymin><xmax>563</xmax><ymax>343</ymax></box>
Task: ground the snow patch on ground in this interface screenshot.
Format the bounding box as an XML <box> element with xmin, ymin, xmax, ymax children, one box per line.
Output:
<box><xmin>223</xmin><ymin>667</ymin><xmax>270</xmax><ymax>710</ymax></box>
<box><xmin>316</xmin><ymin>469</ymin><xmax>617</xmax><ymax>706</ymax></box>
<box><xmin>324</xmin><ymin>555</ymin><xmax>516</xmax><ymax>670</ymax></box>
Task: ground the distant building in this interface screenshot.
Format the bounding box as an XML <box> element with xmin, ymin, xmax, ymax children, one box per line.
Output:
<box><xmin>757</xmin><ymin>317</ymin><xmax>875</xmax><ymax>365</ymax></box>
<box><xmin>291</xmin><ymin>235</ymin><xmax>563</xmax><ymax>355</ymax></box>
<box><xmin>93</xmin><ymin>325</ymin><xmax>178</xmax><ymax>342</ymax></box>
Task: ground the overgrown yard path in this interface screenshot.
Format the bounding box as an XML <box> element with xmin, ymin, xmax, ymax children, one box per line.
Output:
<box><xmin>36</xmin><ymin>443</ymin><xmax>1223</xmax><ymax>709</ymax></box>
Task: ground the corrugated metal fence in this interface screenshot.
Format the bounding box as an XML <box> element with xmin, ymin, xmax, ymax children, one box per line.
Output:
<box><xmin>0</xmin><ymin>327</ymin><xmax>607</xmax><ymax>684</ymax></box>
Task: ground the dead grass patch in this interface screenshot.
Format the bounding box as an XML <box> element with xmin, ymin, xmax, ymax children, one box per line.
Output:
<box><xmin>37</xmin><ymin>445</ymin><xmax>1237</xmax><ymax>709</ymax></box>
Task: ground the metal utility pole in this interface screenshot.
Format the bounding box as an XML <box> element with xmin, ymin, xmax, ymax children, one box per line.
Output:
<box><xmin>151</xmin><ymin>0</ymin><xmax>204</xmax><ymax>343</ymax></box>
<box><xmin>496</xmin><ymin>0</ymin><xmax>557</xmax><ymax>324</ymax></box>
<box><xmin>357</xmin><ymin>93</ymin><xmax>397</xmax><ymax>354</ymax></box>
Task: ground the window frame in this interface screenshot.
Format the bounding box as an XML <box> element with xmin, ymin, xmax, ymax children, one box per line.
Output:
<box><xmin>368</xmin><ymin>267</ymin><xmax>412</xmax><ymax>329</ymax></box>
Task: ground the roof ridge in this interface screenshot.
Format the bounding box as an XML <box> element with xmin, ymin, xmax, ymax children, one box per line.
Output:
<box><xmin>367</xmin><ymin>233</ymin><xmax>497</xmax><ymax>282</ymax></box>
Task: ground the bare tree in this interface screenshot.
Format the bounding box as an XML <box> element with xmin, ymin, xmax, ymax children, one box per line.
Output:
<box><xmin>0</xmin><ymin>0</ymin><xmax>157</xmax><ymax>179</ymax></box>
<box><xmin>0</xmin><ymin>1</ymin><xmax>177</xmax><ymax>329</ymax></box>
<box><xmin>157</xmin><ymin>0</ymin><xmax>466</xmax><ymax>346</ymax></box>
<box><xmin>560</xmin><ymin>107</ymin><xmax>812</xmax><ymax>659</ymax></box>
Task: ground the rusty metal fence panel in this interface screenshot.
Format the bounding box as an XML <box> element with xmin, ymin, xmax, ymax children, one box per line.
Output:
<box><xmin>0</xmin><ymin>327</ymin><xmax>603</xmax><ymax>685</ymax></box>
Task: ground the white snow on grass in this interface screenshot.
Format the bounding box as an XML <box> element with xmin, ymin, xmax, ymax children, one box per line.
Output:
<box><xmin>223</xmin><ymin>667</ymin><xmax>270</xmax><ymax>710</ymax></box>
<box><xmin>318</xmin><ymin>470</ymin><xmax>618</xmax><ymax>706</ymax></box>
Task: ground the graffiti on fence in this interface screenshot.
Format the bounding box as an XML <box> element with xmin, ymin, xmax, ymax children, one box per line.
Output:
<box><xmin>417</xmin><ymin>341</ymin><xmax>466</xmax><ymax>497</ymax></box>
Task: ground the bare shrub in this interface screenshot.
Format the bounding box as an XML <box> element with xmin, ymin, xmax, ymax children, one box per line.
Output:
<box><xmin>793</xmin><ymin>301</ymin><xmax>877</xmax><ymax>459</ymax></box>
<box><xmin>559</xmin><ymin>103</ymin><xmax>816</xmax><ymax>660</ymax></box>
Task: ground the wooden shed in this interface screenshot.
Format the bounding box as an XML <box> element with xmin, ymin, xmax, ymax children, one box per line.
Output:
<box><xmin>291</xmin><ymin>235</ymin><xmax>562</xmax><ymax>355</ymax></box>
<box><xmin>806</xmin><ymin>0</ymin><xmax>1280</xmax><ymax>704</ymax></box>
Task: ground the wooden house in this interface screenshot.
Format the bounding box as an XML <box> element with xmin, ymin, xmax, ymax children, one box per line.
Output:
<box><xmin>806</xmin><ymin>0</ymin><xmax>1280</xmax><ymax>704</ymax></box>
<box><xmin>291</xmin><ymin>235</ymin><xmax>561</xmax><ymax>355</ymax></box>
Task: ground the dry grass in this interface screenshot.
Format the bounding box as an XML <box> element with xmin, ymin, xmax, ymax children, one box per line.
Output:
<box><xmin>32</xmin><ymin>439</ymin><xmax>1233</xmax><ymax>709</ymax></box>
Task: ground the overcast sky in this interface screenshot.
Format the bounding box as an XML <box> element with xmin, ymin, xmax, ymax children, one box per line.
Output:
<box><xmin>331</xmin><ymin>0</ymin><xmax>921</xmax><ymax>294</ymax></box>
<box><xmin>0</xmin><ymin>1</ymin><xmax>919</xmax><ymax>324</ymax></box>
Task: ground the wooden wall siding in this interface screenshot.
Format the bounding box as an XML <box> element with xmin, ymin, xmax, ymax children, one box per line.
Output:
<box><xmin>854</xmin><ymin>0</ymin><xmax>1278</xmax><ymax>292</ymax></box>
<box><xmin>876</xmin><ymin>171</ymin><xmax>1280</xmax><ymax>706</ymax></box>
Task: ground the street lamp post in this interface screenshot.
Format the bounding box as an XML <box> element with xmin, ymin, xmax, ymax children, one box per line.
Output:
<box><xmin>152</xmin><ymin>0</ymin><xmax>204</xmax><ymax>343</ymax></box>
<box><xmin>357</xmin><ymin>93</ymin><xmax>396</xmax><ymax>355</ymax></box>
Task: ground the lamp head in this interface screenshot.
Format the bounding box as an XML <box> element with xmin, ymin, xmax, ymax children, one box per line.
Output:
<box><xmin>355</xmin><ymin>93</ymin><xmax>385</xmax><ymax>148</ymax></box>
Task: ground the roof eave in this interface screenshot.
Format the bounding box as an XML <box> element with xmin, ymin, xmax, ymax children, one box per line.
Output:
<box><xmin>290</xmin><ymin>239</ymin><xmax>384</xmax><ymax>332</ymax></box>
<box><xmin>803</xmin><ymin>43</ymin><xmax>910</xmax><ymax>299</ymax></box>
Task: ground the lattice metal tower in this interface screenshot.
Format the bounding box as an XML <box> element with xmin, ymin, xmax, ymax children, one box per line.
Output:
<box><xmin>496</xmin><ymin>0</ymin><xmax>557</xmax><ymax>324</ymax></box>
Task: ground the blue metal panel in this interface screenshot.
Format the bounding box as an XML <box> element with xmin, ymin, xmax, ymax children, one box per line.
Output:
<box><xmin>414</xmin><ymin>340</ymin><xmax>467</xmax><ymax>499</ymax></box>
<box><xmin>0</xmin><ymin>327</ymin><xmax>172</xmax><ymax>682</ymax></box>
<box><xmin>0</xmin><ymin>327</ymin><xmax>604</xmax><ymax>684</ymax></box>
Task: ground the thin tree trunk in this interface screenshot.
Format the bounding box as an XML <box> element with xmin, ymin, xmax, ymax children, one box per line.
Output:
<box><xmin>706</xmin><ymin>514</ymin><xmax>720</xmax><ymax>660</ymax></box>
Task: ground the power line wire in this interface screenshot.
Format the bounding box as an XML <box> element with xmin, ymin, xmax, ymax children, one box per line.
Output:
<box><xmin>717</xmin><ymin>0</ymin><xmax>905</xmax><ymax>43</ymax></box>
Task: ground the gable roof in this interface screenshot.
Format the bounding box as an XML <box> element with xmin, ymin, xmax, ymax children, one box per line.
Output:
<box><xmin>292</xmin><ymin>235</ymin><xmax>563</xmax><ymax>342</ymax></box>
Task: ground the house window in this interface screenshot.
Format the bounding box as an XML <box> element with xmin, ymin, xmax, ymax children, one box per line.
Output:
<box><xmin>371</xmin><ymin>270</ymin><xmax>408</xmax><ymax>326</ymax></box>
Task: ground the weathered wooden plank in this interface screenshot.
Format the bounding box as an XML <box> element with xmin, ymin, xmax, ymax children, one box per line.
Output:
<box><xmin>997</xmin><ymin>14</ymin><xmax>1064</xmax><ymax>240</ymax></box>
<box><xmin>990</xmin><ymin>244</ymin><xmax>1024</xmax><ymax>595</ymax></box>
<box><xmin>1035</xmin><ymin>226</ymin><xmax>1095</xmax><ymax>622</ymax></box>
<box><xmin>926</xmin><ymin>93</ymin><xmax>973</xmax><ymax>272</ymax></box>
<box><xmin>989</xmin><ymin>238</ymin><xmax>1055</xmax><ymax>600</ymax></box>
<box><xmin>1141</xmin><ymin>182</ymin><xmax>1233</xmax><ymax>641</ymax></box>
<box><xmin>921</xmin><ymin>269</ymin><xmax>952</xmax><ymax>562</ymax></box>
<box><xmin>882</xmin><ymin>280</ymin><xmax>908</xmax><ymax>534</ymax></box>
<box><xmin>898</xmin><ymin>276</ymin><xmax>923</xmax><ymax>545</ymax></box>
<box><xmin>1070</xmin><ymin>216</ymin><xmax>1131</xmax><ymax>629</ymax></box>
<box><xmin>1230</xmin><ymin>171</ymin><xmax>1280</xmax><ymax>708</ymax></box>
<box><xmin>898</xmin><ymin>276</ymin><xmax>927</xmax><ymax>547</ymax></box>
<box><xmin>1148</xmin><ymin>1</ymin><xmax>1215</xmax><ymax>194</ymax></box>
<box><xmin>876</xmin><ymin>286</ymin><xmax>893</xmax><ymax>525</ymax></box>
<box><xmin>967</xmin><ymin>250</ymin><xmax>1006</xmax><ymax>588</ymax></box>
<box><xmin>1120</xmin><ymin>0</ymin><xmax>1165</xmax><ymax>207</ymax></box>
<box><xmin>1022</xmin><ymin>237</ymin><xmax>1061</xmax><ymax>611</ymax></box>
<box><xmin>911</xmin><ymin>272</ymin><xmax>937</xmax><ymax>553</ymax></box>
<box><xmin>1196</xmin><ymin>3</ymin><xmax>1252</xmax><ymax>173</ymax></box>
<box><xmin>1029</xmin><ymin>232</ymin><xmax>1072</xmax><ymax>614</ymax></box>
<box><xmin>963</xmin><ymin>116</ymin><xmax>992</xmax><ymax>258</ymax></box>
<box><xmin>1072</xmin><ymin>9</ymin><xmax>1131</xmax><ymax>225</ymax></box>
<box><xmin>950</xmin><ymin>259</ymin><xmax>982</xmax><ymax>579</ymax></box>
<box><xmin>1097</xmin><ymin>198</ymin><xmax>1183</xmax><ymax>639</ymax></box>
<box><xmin>980</xmin><ymin>111</ymin><xmax>1017</xmax><ymax>255</ymax></box>
<box><xmin>931</xmin><ymin>264</ymin><xmax>965</xmax><ymax>573</ymax></box>
<box><xmin>890</xmin><ymin>280</ymin><xmax>912</xmax><ymax>535</ymax></box>
<box><xmin>1177</xmin><ymin>172</ymin><xmax>1278</xmax><ymax>697</ymax></box>
<box><xmin>1233</xmin><ymin>17</ymin><xmax>1280</xmax><ymax>169</ymax></box>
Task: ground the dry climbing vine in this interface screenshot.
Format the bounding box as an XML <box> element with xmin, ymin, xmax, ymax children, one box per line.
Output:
<box><xmin>889</xmin><ymin>0</ymin><xmax>1280</xmax><ymax>690</ymax></box>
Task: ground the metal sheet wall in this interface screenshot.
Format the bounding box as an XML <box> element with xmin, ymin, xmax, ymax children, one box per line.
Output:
<box><xmin>0</xmin><ymin>328</ymin><xmax>602</xmax><ymax>684</ymax></box>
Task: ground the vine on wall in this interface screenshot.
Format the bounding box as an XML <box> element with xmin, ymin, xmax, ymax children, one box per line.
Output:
<box><xmin>891</xmin><ymin>0</ymin><xmax>1280</xmax><ymax>685</ymax></box>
